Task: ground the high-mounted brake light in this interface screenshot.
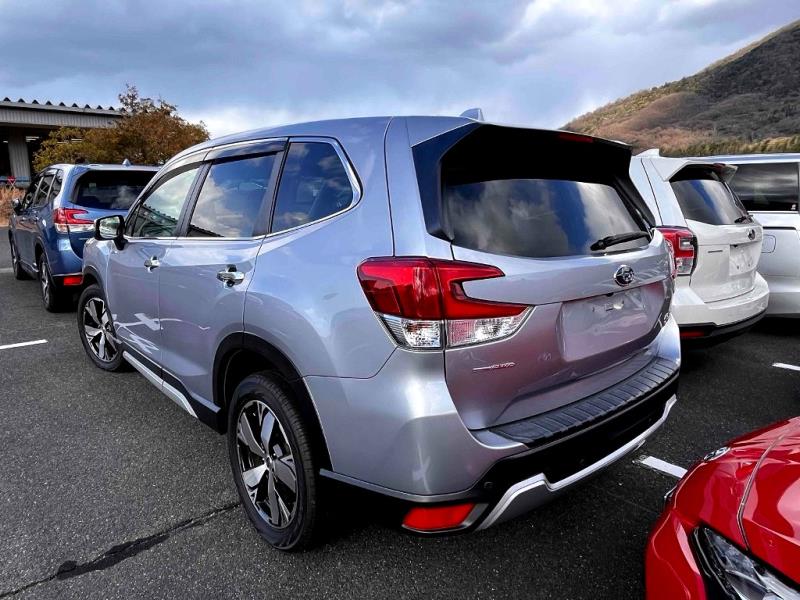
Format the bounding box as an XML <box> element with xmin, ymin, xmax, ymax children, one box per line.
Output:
<box><xmin>557</xmin><ymin>132</ymin><xmax>594</xmax><ymax>144</ymax></box>
<box><xmin>658</xmin><ymin>227</ymin><xmax>696</xmax><ymax>277</ymax></box>
<box><xmin>357</xmin><ymin>258</ymin><xmax>530</xmax><ymax>349</ymax></box>
<box><xmin>54</xmin><ymin>208</ymin><xmax>94</xmax><ymax>233</ymax></box>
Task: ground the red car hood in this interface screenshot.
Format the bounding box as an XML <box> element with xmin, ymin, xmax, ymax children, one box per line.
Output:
<box><xmin>741</xmin><ymin>419</ymin><xmax>800</xmax><ymax>583</ymax></box>
<box><xmin>672</xmin><ymin>417</ymin><xmax>800</xmax><ymax>583</ymax></box>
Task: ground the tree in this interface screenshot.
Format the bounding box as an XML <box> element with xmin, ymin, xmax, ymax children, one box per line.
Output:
<box><xmin>33</xmin><ymin>85</ymin><xmax>209</xmax><ymax>171</ymax></box>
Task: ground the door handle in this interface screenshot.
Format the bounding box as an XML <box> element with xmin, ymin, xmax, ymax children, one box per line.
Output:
<box><xmin>217</xmin><ymin>266</ymin><xmax>245</xmax><ymax>287</ymax></box>
<box><xmin>144</xmin><ymin>256</ymin><xmax>160</xmax><ymax>271</ymax></box>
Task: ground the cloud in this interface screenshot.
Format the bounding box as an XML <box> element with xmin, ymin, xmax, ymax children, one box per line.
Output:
<box><xmin>0</xmin><ymin>0</ymin><xmax>798</xmax><ymax>137</ymax></box>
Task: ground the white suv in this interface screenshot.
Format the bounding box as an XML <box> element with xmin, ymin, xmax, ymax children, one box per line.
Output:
<box><xmin>630</xmin><ymin>150</ymin><xmax>769</xmax><ymax>343</ymax></box>
<box><xmin>708</xmin><ymin>153</ymin><xmax>800</xmax><ymax>317</ymax></box>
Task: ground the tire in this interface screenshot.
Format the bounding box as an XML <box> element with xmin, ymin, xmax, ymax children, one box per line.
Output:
<box><xmin>77</xmin><ymin>284</ymin><xmax>127</xmax><ymax>372</ymax></box>
<box><xmin>9</xmin><ymin>237</ymin><xmax>30</xmax><ymax>280</ymax></box>
<box><xmin>38</xmin><ymin>253</ymin><xmax>63</xmax><ymax>312</ymax></box>
<box><xmin>227</xmin><ymin>373</ymin><xmax>320</xmax><ymax>551</ymax></box>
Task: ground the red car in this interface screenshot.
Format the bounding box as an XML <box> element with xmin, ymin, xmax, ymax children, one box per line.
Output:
<box><xmin>646</xmin><ymin>417</ymin><xmax>800</xmax><ymax>599</ymax></box>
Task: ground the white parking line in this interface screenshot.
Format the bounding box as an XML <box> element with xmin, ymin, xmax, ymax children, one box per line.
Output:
<box><xmin>773</xmin><ymin>362</ymin><xmax>800</xmax><ymax>372</ymax></box>
<box><xmin>0</xmin><ymin>267</ymin><xmax>12</xmax><ymax>274</ymax></box>
<box><xmin>635</xmin><ymin>455</ymin><xmax>687</xmax><ymax>479</ymax></box>
<box><xmin>0</xmin><ymin>339</ymin><xmax>48</xmax><ymax>351</ymax></box>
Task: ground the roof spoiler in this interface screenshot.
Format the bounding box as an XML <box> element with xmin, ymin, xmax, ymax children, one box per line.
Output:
<box><xmin>637</xmin><ymin>150</ymin><xmax>738</xmax><ymax>182</ymax></box>
<box><xmin>459</xmin><ymin>108</ymin><xmax>484</xmax><ymax>121</ymax></box>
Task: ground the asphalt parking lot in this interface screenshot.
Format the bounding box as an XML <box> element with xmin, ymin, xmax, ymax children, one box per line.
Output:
<box><xmin>1</xmin><ymin>228</ymin><xmax>798</xmax><ymax>600</ymax></box>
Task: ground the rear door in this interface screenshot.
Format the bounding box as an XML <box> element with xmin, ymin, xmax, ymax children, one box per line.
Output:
<box><xmin>157</xmin><ymin>141</ymin><xmax>283</xmax><ymax>406</ymax></box>
<box><xmin>727</xmin><ymin>161</ymin><xmax>800</xmax><ymax>291</ymax></box>
<box><xmin>106</xmin><ymin>165</ymin><xmax>202</xmax><ymax>365</ymax></box>
<box><xmin>416</xmin><ymin>126</ymin><xmax>673</xmax><ymax>429</ymax></box>
<box><xmin>669</xmin><ymin>167</ymin><xmax>762</xmax><ymax>302</ymax></box>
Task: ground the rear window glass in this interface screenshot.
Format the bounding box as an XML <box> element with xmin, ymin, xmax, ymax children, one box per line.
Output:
<box><xmin>74</xmin><ymin>170</ymin><xmax>156</xmax><ymax>210</ymax></box>
<box><xmin>728</xmin><ymin>162</ymin><xmax>799</xmax><ymax>212</ymax></box>
<box><xmin>670</xmin><ymin>169</ymin><xmax>750</xmax><ymax>226</ymax></box>
<box><xmin>445</xmin><ymin>179</ymin><xmax>647</xmax><ymax>258</ymax></box>
<box><xmin>436</xmin><ymin>127</ymin><xmax>649</xmax><ymax>259</ymax></box>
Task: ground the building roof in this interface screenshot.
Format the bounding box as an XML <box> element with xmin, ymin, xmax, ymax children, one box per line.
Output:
<box><xmin>0</xmin><ymin>98</ymin><xmax>124</xmax><ymax>130</ymax></box>
<box><xmin>0</xmin><ymin>98</ymin><xmax>123</xmax><ymax>115</ymax></box>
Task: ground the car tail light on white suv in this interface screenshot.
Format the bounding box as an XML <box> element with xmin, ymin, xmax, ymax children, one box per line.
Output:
<box><xmin>658</xmin><ymin>227</ymin><xmax>696</xmax><ymax>276</ymax></box>
<box><xmin>54</xmin><ymin>207</ymin><xmax>95</xmax><ymax>233</ymax></box>
<box><xmin>357</xmin><ymin>257</ymin><xmax>530</xmax><ymax>349</ymax></box>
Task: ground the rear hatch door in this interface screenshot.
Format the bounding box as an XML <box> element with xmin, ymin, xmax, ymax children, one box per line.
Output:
<box><xmin>669</xmin><ymin>165</ymin><xmax>762</xmax><ymax>302</ymax></box>
<box><xmin>67</xmin><ymin>168</ymin><xmax>156</xmax><ymax>257</ymax></box>
<box><xmin>421</xmin><ymin>126</ymin><xmax>673</xmax><ymax>430</ymax></box>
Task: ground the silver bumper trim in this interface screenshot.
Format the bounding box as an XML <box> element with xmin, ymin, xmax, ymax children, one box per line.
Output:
<box><xmin>477</xmin><ymin>394</ymin><xmax>678</xmax><ymax>530</ymax></box>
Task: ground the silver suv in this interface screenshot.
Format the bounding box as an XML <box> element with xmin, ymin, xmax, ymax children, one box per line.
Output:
<box><xmin>79</xmin><ymin>117</ymin><xmax>680</xmax><ymax>550</ymax></box>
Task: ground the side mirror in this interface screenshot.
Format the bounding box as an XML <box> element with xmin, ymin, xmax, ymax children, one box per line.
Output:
<box><xmin>11</xmin><ymin>197</ymin><xmax>21</xmax><ymax>213</ymax></box>
<box><xmin>95</xmin><ymin>215</ymin><xmax>126</xmax><ymax>249</ymax></box>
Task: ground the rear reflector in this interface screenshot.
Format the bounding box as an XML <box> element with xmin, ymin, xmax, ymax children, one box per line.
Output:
<box><xmin>61</xmin><ymin>275</ymin><xmax>83</xmax><ymax>286</ymax></box>
<box><xmin>680</xmin><ymin>329</ymin><xmax>706</xmax><ymax>339</ymax></box>
<box><xmin>658</xmin><ymin>227</ymin><xmax>696</xmax><ymax>276</ymax></box>
<box><xmin>357</xmin><ymin>258</ymin><xmax>529</xmax><ymax>349</ymax></box>
<box><xmin>402</xmin><ymin>503</ymin><xmax>476</xmax><ymax>532</ymax></box>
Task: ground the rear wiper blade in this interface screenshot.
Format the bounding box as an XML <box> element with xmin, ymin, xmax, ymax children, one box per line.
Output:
<box><xmin>590</xmin><ymin>231</ymin><xmax>650</xmax><ymax>251</ymax></box>
<box><xmin>735</xmin><ymin>215</ymin><xmax>752</xmax><ymax>223</ymax></box>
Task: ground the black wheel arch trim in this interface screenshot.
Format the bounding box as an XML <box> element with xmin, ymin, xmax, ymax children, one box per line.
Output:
<box><xmin>214</xmin><ymin>332</ymin><xmax>332</xmax><ymax>470</ymax></box>
<box><xmin>82</xmin><ymin>265</ymin><xmax>103</xmax><ymax>287</ymax></box>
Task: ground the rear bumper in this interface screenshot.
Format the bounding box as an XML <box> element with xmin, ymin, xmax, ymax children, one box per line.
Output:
<box><xmin>679</xmin><ymin>309</ymin><xmax>766</xmax><ymax>346</ymax></box>
<box><xmin>317</xmin><ymin>347</ymin><xmax>679</xmax><ymax>532</ymax></box>
<box><xmin>671</xmin><ymin>272</ymin><xmax>769</xmax><ymax>329</ymax></box>
<box><xmin>478</xmin><ymin>392</ymin><xmax>677</xmax><ymax>529</ymax></box>
<box><xmin>45</xmin><ymin>239</ymin><xmax>84</xmax><ymax>278</ymax></box>
<box><xmin>761</xmin><ymin>274</ymin><xmax>800</xmax><ymax>317</ymax></box>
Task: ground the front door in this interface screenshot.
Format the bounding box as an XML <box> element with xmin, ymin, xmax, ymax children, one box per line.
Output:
<box><xmin>105</xmin><ymin>165</ymin><xmax>203</xmax><ymax>368</ymax></box>
<box><xmin>158</xmin><ymin>149</ymin><xmax>282</xmax><ymax>407</ymax></box>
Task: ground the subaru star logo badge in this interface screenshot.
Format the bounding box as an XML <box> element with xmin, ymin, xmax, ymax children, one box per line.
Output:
<box><xmin>614</xmin><ymin>265</ymin><xmax>635</xmax><ymax>286</ymax></box>
<box><xmin>748</xmin><ymin>229</ymin><xmax>756</xmax><ymax>241</ymax></box>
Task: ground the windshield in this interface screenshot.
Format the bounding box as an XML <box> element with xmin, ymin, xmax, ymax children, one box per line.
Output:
<box><xmin>73</xmin><ymin>170</ymin><xmax>155</xmax><ymax>210</ymax></box>
<box><xmin>670</xmin><ymin>169</ymin><xmax>750</xmax><ymax>226</ymax></box>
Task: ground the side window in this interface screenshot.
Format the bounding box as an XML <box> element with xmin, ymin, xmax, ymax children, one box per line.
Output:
<box><xmin>32</xmin><ymin>172</ymin><xmax>54</xmax><ymax>208</ymax></box>
<box><xmin>187</xmin><ymin>154</ymin><xmax>276</xmax><ymax>238</ymax></box>
<box><xmin>47</xmin><ymin>170</ymin><xmax>63</xmax><ymax>202</ymax></box>
<box><xmin>729</xmin><ymin>163</ymin><xmax>799</xmax><ymax>212</ymax></box>
<box><xmin>126</xmin><ymin>167</ymin><xmax>200</xmax><ymax>238</ymax></box>
<box><xmin>21</xmin><ymin>175</ymin><xmax>42</xmax><ymax>210</ymax></box>
<box><xmin>271</xmin><ymin>142</ymin><xmax>355</xmax><ymax>233</ymax></box>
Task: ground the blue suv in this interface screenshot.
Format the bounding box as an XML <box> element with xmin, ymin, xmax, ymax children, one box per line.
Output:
<box><xmin>8</xmin><ymin>163</ymin><xmax>157</xmax><ymax>310</ymax></box>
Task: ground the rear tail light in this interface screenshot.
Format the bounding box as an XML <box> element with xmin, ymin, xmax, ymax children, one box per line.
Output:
<box><xmin>658</xmin><ymin>227</ymin><xmax>696</xmax><ymax>276</ymax></box>
<box><xmin>53</xmin><ymin>208</ymin><xmax>94</xmax><ymax>233</ymax></box>
<box><xmin>402</xmin><ymin>503</ymin><xmax>477</xmax><ymax>532</ymax></box>
<box><xmin>357</xmin><ymin>257</ymin><xmax>530</xmax><ymax>349</ymax></box>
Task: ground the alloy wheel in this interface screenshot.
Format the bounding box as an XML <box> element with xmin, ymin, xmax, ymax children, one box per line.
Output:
<box><xmin>39</xmin><ymin>260</ymin><xmax>50</xmax><ymax>304</ymax></box>
<box><xmin>236</xmin><ymin>399</ymin><xmax>298</xmax><ymax>529</ymax></box>
<box><xmin>82</xmin><ymin>297</ymin><xmax>119</xmax><ymax>362</ymax></box>
<box><xmin>10</xmin><ymin>242</ymin><xmax>19</xmax><ymax>275</ymax></box>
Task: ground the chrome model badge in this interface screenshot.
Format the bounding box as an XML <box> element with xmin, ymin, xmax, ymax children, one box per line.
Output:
<box><xmin>614</xmin><ymin>265</ymin><xmax>635</xmax><ymax>286</ymax></box>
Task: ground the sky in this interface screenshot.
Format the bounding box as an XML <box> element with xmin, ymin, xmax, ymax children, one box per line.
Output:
<box><xmin>1</xmin><ymin>0</ymin><xmax>799</xmax><ymax>138</ymax></box>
